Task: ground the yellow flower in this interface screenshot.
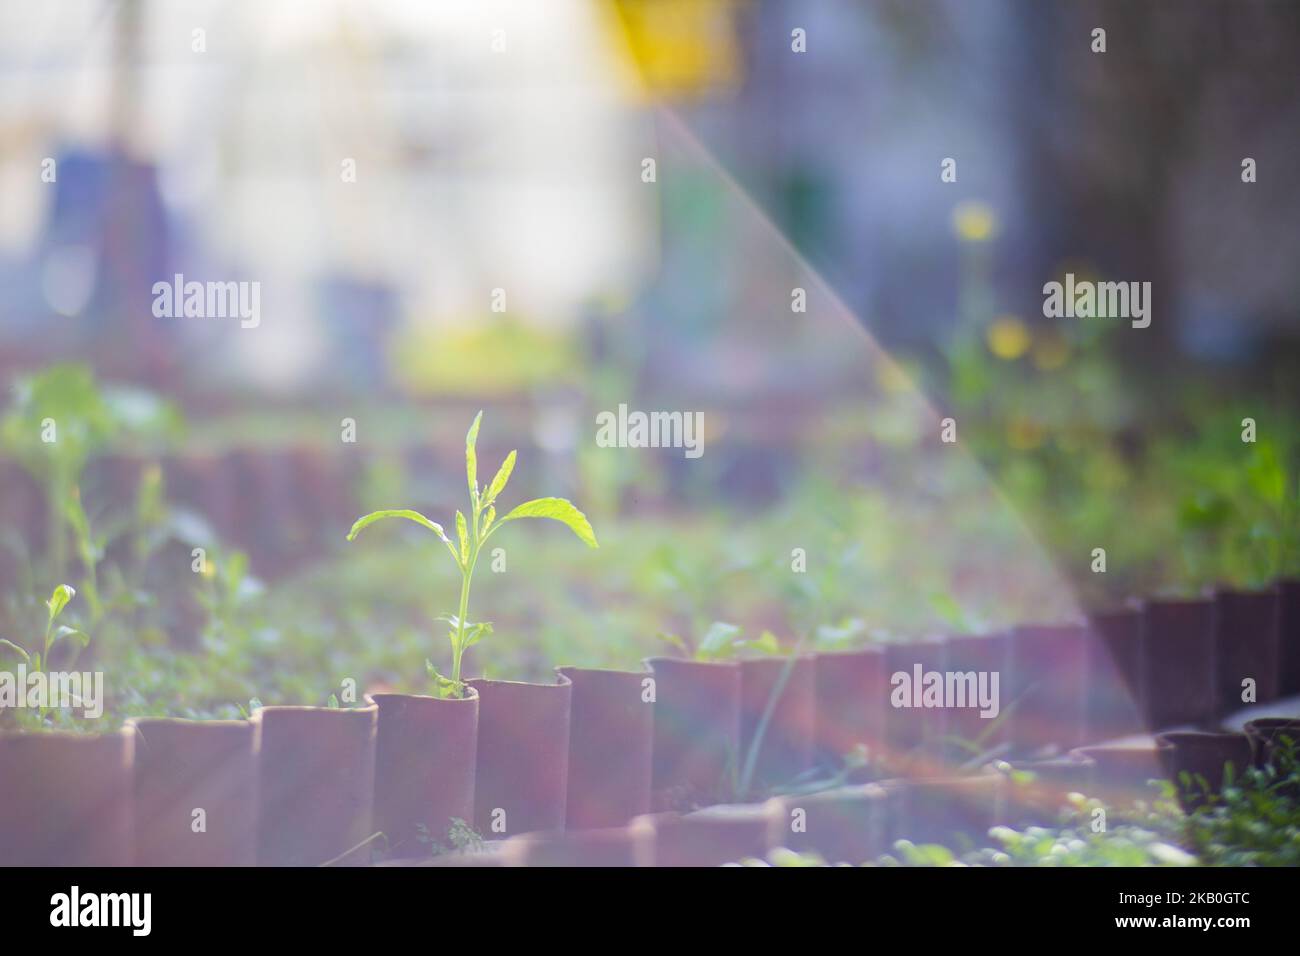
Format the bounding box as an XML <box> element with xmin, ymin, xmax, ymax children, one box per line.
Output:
<box><xmin>952</xmin><ymin>201</ymin><xmax>997</xmax><ymax>242</ymax></box>
<box><xmin>986</xmin><ymin>315</ymin><xmax>1030</xmax><ymax>360</ymax></box>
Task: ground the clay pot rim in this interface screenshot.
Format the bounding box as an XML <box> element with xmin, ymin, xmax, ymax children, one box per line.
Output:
<box><xmin>738</xmin><ymin>653</ymin><xmax>816</xmax><ymax>668</ymax></box>
<box><xmin>1142</xmin><ymin>593</ymin><xmax>1215</xmax><ymax>610</ymax></box>
<box><xmin>1157</xmin><ymin>731</ymin><xmax>1249</xmax><ymax>745</ymax></box>
<box><xmin>125</xmin><ymin>716</ymin><xmax>253</xmax><ymax>730</ymax></box>
<box><xmin>1214</xmin><ymin>584</ymin><xmax>1281</xmax><ymax>599</ymax></box>
<box><xmin>642</xmin><ymin>655</ymin><xmax>739</xmax><ymax>671</ymax></box>
<box><xmin>1071</xmin><ymin>741</ymin><xmax>1173</xmax><ymax>758</ymax></box>
<box><xmin>1243</xmin><ymin>718</ymin><xmax>1300</xmax><ymax>732</ymax></box>
<box><xmin>365</xmin><ymin>687</ymin><xmax>480</xmax><ymax>706</ymax></box>
<box><xmin>555</xmin><ymin>664</ymin><xmax>650</xmax><ymax>678</ymax></box>
<box><xmin>466</xmin><ymin>671</ymin><xmax>572</xmax><ymax>690</ymax></box>
<box><xmin>809</xmin><ymin>646</ymin><xmax>884</xmax><ymax>659</ymax></box>
<box><xmin>0</xmin><ymin>726</ymin><xmax>132</xmax><ymax>743</ymax></box>
<box><xmin>251</xmin><ymin>702</ymin><xmax>379</xmax><ymax>721</ymax></box>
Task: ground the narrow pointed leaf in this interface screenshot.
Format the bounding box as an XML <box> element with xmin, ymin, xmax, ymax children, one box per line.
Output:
<box><xmin>0</xmin><ymin>639</ymin><xmax>30</xmax><ymax>663</ymax></box>
<box><xmin>483</xmin><ymin>450</ymin><xmax>516</xmax><ymax>507</ymax></box>
<box><xmin>347</xmin><ymin>509</ymin><xmax>449</xmax><ymax>544</ymax></box>
<box><xmin>455</xmin><ymin>510</ymin><xmax>469</xmax><ymax>562</ymax></box>
<box><xmin>498</xmin><ymin>497</ymin><xmax>598</xmax><ymax>548</ymax></box>
<box><xmin>46</xmin><ymin>584</ymin><xmax>75</xmax><ymax>621</ymax></box>
<box><xmin>465</xmin><ymin>411</ymin><xmax>483</xmax><ymax>496</ymax></box>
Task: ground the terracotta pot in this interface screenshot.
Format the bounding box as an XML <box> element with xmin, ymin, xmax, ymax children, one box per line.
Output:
<box><xmin>630</xmin><ymin>802</ymin><xmax>781</xmax><ymax>867</ymax></box>
<box><xmin>882</xmin><ymin>639</ymin><xmax>948</xmax><ymax>776</ymax></box>
<box><xmin>1243</xmin><ymin>718</ymin><xmax>1300</xmax><ymax>769</ymax></box>
<box><xmin>1142</xmin><ymin>597</ymin><xmax>1217</xmax><ymax>729</ymax></box>
<box><xmin>882</xmin><ymin>775</ymin><xmax>1004</xmax><ymax>848</ymax></box>
<box><xmin>254</xmin><ymin>704</ymin><xmax>378</xmax><ymax>866</ymax></box>
<box><xmin>0</xmin><ymin>729</ymin><xmax>134</xmax><ymax>865</ymax></box>
<box><xmin>739</xmin><ymin>655</ymin><xmax>815</xmax><ymax>791</ymax></box>
<box><xmin>1010</xmin><ymin>623</ymin><xmax>1088</xmax><ymax>754</ymax></box>
<box><xmin>1086</xmin><ymin>607</ymin><xmax>1146</xmax><ymax>740</ymax></box>
<box><xmin>467</xmin><ymin>674</ymin><xmax>572</xmax><ymax>837</ymax></box>
<box><xmin>942</xmin><ymin>632</ymin><xmax>1011</xmax><ymax>760</ymax></box>
<box><xmin>370</xmin><ymin>690</ymin><xmax>478</xmax><ymax>858</ymax></box>
<box><xmin>501</xmin><ymin>827</ymin><xmax>638</xmax><ymax>867</ymax></box>
<box><xmin>1157</xmin><ymin>731</ymin><xmax>1253</xmax><ymax>812</ymax></box>
<box><xmin>557</xmin><ymin>667</ymin><xmax>652</xmax><ymax>829</ymax></box>
<box><xmin>1276</xmin><ymin>579</ymin><xmax>1300</xmax><ymax>697</ymax></box>
<box><xmin>1070</xmin><ymin>742</ymin><xmax>1171</xmax><ymax>808</ymax></box>
<box><xmin>771</xmin><ymin>783</ymin><xmax>893</xmax><ymax>864</ymax></box>
<box><xmin>1001</xmin><ymin>756</ymin><xmax>1095</xmax><ymax>827</ymax></box>
<box><xmin>1215</xmin><ymin>588</ymin><xmax>1281</xmax><ymax>715</ymax></box>
<box><xmin>128</xmin><ymin>717</ymin><xmax>257</xmax><ymax>866</ymax></box>
<box><xmin>643</xmin><ymin>657</ymin><xmax>741</xmax><ymax>809</ymax></box>
<box><xmin>812</xmin><ymin>647</ymin><xmax>887</xmax><ymax>766</ymax></box>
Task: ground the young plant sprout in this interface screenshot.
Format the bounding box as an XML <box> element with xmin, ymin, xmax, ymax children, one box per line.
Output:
<box><xmin>347</xmin><ymin>412</ymin><xmax>598</xmax><ymax>697</ymax></box>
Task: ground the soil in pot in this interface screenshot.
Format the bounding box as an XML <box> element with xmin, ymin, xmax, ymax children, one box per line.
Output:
<box><xmin>370</xmin><ymin>689</ymin><xmax>478</xmax><ymax>859</ymax></box>
<box><xmin>500</xmin><ymin>827</ymin><xmax>637</xmax><ymax>867</ymax></box>
<box><xmin>467</xmin><ymin>674</ymin><xmax>572</xmax><ymax>837</ymax></box>
<box><xmin>739</xmin><ymin>655</ymin><xmax>815</xmax><ymax>792</ymax></box>
<box><xmin>1010</xmin><ymin>623</ymin><xmax>1088</xmax><ymax>755</ymax></box>
<box><xmin>556</xmin><ymin>666</ymin><xmax>652</xmax><ymax>830</ymax></box>
<box><xmin>1243</xmin><ymin>717</ymin><xmax>1300</xmax><ymax>771</ymax></box>
<box><xmin>643</xmin><ymin>657</ymin><xmax>741</xmax><ymax>810</ymax></box>
<box><xmin>1215</xmin><ymin>588</ymin><xmax>1281</xmax><ymax>715</ymax></box>
<box><xmin>254</xmin><ymin>704</ymin><xmax>378</xmax><ymax>866</ymax></box>
<box><xmin>1142</xmin><ymin>597</ymin><xmax>1217</xmax><ymax>729</ymax></box>
<box><xmin>771</xmin><ymin>783</ymin><xmax>892</xmax><ymax>864</ymax></box>
<box><xmin>812</xmin><ymin>647</ymin><xmax>887</xmax><ymax>768</ymax></box>
<box><xmin>1157</xmin><ymin>731</ymin><xmax>1253</xmax><ymax>812</ymax></box>
<box><xmin>1070</xmin><ymin>742</ymin><xmax>1171</xmax><ymax>809</ymax></box>
<box><xmin>630</xmin><ymin>802</ymin><xmax>782</xmax><ymax>867</ymax></box>
<box><xmin>129</xmin><ymin>717</ymin><xmax>257</xmax><ymax>866</ymax></box>
<box><xmin>882</xmin><ymin>639</ymin><xmax>949</xmax><ymax>776</ymax></box>
<box><xmin>1086</xmin><ymin>607</ymin><xmax>1146</xmax><ymax>740</ymax></box>
<box><xmin>0</xmin><ymin>729</ymin><xmax>134</xmax><ymax>866</ymax></box>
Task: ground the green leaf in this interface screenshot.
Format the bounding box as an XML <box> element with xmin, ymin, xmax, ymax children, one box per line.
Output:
<box><xmin>480</xmin><ymin>505</ymin><xmax>495</xmax><ymax>538</ymax></box>
<box><xmin>327</xmin><ymin>694</ymin><xmax>340</xmax><ymax>709</ymax></box>
<box><xmin>657</xmin><ymin>631</ymin><xmax>689</xmax><ymax>654</ymax></box>
<box><xmin>497</xmin><ymin>497</ymin><xmax>598</xmax><ymax>548</ymax></box>
<box><xmin>0</xmin><ymin>638</ymin><xmax>31</xmax><ymax>663</ymax></box>
<box><xmin>483</xmin><ymin>450</ymin><xmax>516</xmax><ymax>507</ymax></box>
<box><xmin>347</xmin><ymin>509</ymin><xmax>448</xmax><ymax>543</ymax></box>
<box><xmin>466</xmin><ymin>411</ymin><xmax>483</xmax><ymax>498</ymax></box>
<box><xmin>455</xmin><ymin>510</ymin><xmax>469</xmax><ymax>561</ymax></box>
<box><xmin>463</xmin><ymin>621</ymin><xmax>493</xmax><ymax>649</ymax></box>
<box><xmin>697</xmin><ymin>621</ymin><xmax>743</xmax><ymax>660</ymax></box>
<box><xmin>46</xmin><ymin>584</ymin><xmax>76</xmax><ymax>621</ymax></box>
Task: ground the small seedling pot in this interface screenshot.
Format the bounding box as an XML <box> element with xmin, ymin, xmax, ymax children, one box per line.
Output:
<box><xmin>556</xmin><ymin>666</ymin><xmax>652</xmax><ymax>829</ymax></box>
<box><xmin>1142</xmin><ymin>596</ymin><xmax>1217</xmax><ymax>729</ymax></box>
<box><xmin>1000</xmin><ymin>756</ymin><xmax>1095</xmax><ymax>828</ymax></box>
<box><xmin>739</xmin><ymin>655</ymin><xmax>816</xmax><ymax>791</ymax></box>
<box><xmin>254</xmin><ymin>704</ymin><xmax>378</xmax><ymax>866</ymax></box>
<box><xmin>128</xmin><ymin>717</ymin><xmax>257</xmax><ymax>866</ymax></box>
<box><xmin>1010</xmin><ymin>623</ymin><xmax>1088</xmax><ymax>755</ymax></box>
<box><xmin>1086</xmin><ymin>607</ymin><xmax>1146</xmax><ymax>740</ymax></box>
<box><xmin>630</xmin><ymin>802</ymin><xmax>782</xmax><ymax>867</ymax></box>
<box><xmin>880</xmin><ymin>775</ymin><xmax>1005</xmax><ymax>848</ymax></box>
<box><xmin>771</xmin><ymin>783</ymin><xmax>893</xmax><ymax>864</ymax></box>
<box><xmin>1214</xmin><ymin>587</ymin><xmax>1281</xmax><ymax>715</ymax></box>
<box><xmin>370</xmin><ymin>689</ymin><xmax>479</xmax><ymax>858</ymax></box>
<box><xmin>500</xmin><ymin>827</ymin><xmax>638</xmax><ymax>867</ymax></box>
<box><xmin>812</xmin><ymin>647</ymin><xmax>887</xmax><ymax>766</ymax></box>
<box><xmin>1070</xmin><ymin>742</ymin><xmax>1172</xmax><ymax>809</ymax></box>
<box><xmin>1275</xmin><ymin>579</ymin><xmax>1300</xmax><ymax>698</ymax></box>
<box><xmin>1157</xmin><ymin>731</ymin><xmax>1253</xmax><ymax>812</ymax></box>
<box><xmin>942</xmin><ymin>632</ymin><xmax>1012</xmax><ymax>759</ymax></box>
<box><xmin>881</xmin><ymin>639</ymin><xmax>948</xmax><ymax>776</ymax></box>
<box><xmin>1243</xmin><ymin>718</ymin><xmax>1300</xmax><ymax>770</ymax></box>
<box><xmin>467</xmin><ymin>674</ymin><xmax>572</xmax><ymax>838</ymax></box>
<box><xmin>643</xmin><ymin>657</ymin><xmax>741</xmax><ymax>809</ymax></box>
<box><xmin>0</xmin><ymin>729</ymin><xmax>134</xmax><ymax>865</ymax></box>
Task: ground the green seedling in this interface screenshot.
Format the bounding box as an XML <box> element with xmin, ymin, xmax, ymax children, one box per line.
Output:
<box><xmin>0</xmin><ymin>584</ymin><xmax>89</xmax><ymax>675</ymax></box>
<box><xmin>347</xmin><ymin>411</ymin><xmax>598</xmax><ymax>697</ymax></box>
